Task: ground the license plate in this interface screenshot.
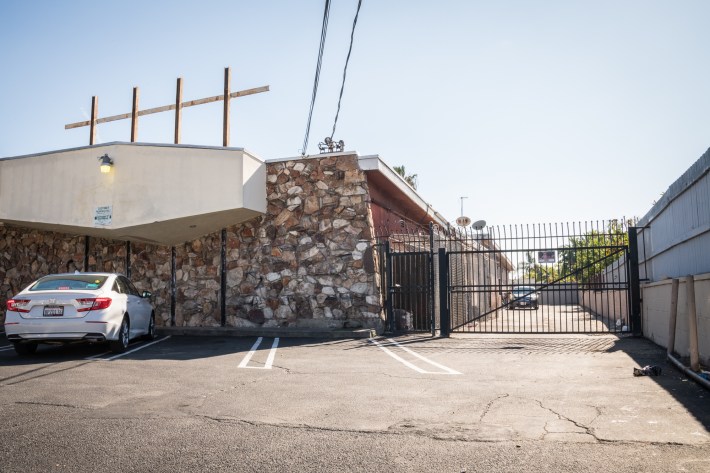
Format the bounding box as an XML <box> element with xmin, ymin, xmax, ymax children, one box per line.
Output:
<box><xmin>43</xmin><ymin>305</ymin><xmax>64</xmax><ymax>317</ymax></box>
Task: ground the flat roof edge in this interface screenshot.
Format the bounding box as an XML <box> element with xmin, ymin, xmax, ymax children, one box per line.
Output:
<box><xmin>266</xmin><ymin>150</ymin><xmax>359</xmax><ymax>163</ymax></box>
<box><xmin>358</xmin><ymin>155</ymin><xmax>449</xmax><ymax>228</ymax></box>
<box><xmin>0</xmin><ymin>142</ymin><xmax>259</xmax><ymax>162</ymax></box>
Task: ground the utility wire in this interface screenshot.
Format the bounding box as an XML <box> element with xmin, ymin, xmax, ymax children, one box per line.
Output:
<box><xmin>330</xmin><ymin>0</ymin><xmax>363</xmax><ymax>139</ymax></box>
<box><xmin>301</xmin><ymin>0</ymin><xmax>331</xmax><ymax>156</ymax></box>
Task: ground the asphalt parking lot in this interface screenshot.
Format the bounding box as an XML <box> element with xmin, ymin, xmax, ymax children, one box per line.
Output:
<box><xmin>0</xmin><ymin>332</ymin><xmax>708</xmax><ymax>472</ymax></box>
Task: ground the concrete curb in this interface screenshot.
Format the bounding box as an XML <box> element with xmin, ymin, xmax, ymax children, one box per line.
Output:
<box><xmin>156</xmin><ymin>326</ymin><xmax>376</xmax><ymax>340</ymax></box>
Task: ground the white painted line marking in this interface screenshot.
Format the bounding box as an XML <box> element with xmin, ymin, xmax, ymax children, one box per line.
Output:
<box><xmin>238</xmin><ymin>337</ymin><xmax>263</xmax><ymax>368</ymax></box>
<box><xmin>0</xmin><ymin>346</ymin><xmax>16</xmax><ymax>352</ymax></box>
<box><xmin>263</xmin><ymin>337</ymin><xmax>279</xmax><ymax>369</ymax></box>
<box><xmin>95</xmin><ymin>336</ymin><xmax>171</xmax><ymax>361</ymax></box>
<box><xmin>84</xmin><ymin>350</ymin><xmax>112</xmax><ymax>360</ymax></box>
<box><xmin>385</xmin><ymin>338</ymin><xmax>461</xmax><ymax>375</ymax></box>
<box><xmin>238</xmin><ymin>337</ymin><xmax>279</xmax><ymax>369</ymax></box>
<box><xmin>370</xmin><ymin>339</ymin><xmax>427</xmax><ymax>373</ymax></box>
<box><xmin>370</xmin><ymin>339</ymin><xmax>461</xmax><ymax>375</ymax></box>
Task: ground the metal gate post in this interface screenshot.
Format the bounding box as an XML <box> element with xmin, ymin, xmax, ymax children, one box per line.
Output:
<box><xmin>438</xmin><ymin>247</ymin><xmax>450</xmax><ymax>338</ymax></box>
<box><xmin>429</xmin><ymin>222</ymin><xmax>436</xmax><ymax>337</ymax></box>
<box><xmin>628</xmin><ymin>227</ymin><xmax>642</xmax><ymax>336</ymax></box>
<box><xmin>385</xmin><ymin>241</ymin><xmax>395</xmax><ymax>333</ymax></box>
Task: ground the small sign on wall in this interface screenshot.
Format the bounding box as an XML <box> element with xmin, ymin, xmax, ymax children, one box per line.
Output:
<box><xmin>93</xmin><ymin>205</ymin><xmax>113</xmax><ymax>226</ymax></box>
<box><xmin>538</xmin><ymin>250</ymin><xmax>556</xmax><ymax>263</ymax></box>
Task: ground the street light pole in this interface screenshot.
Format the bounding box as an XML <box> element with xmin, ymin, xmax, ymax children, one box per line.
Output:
<box><xmin>460</xmin><ymin>196</ymin><xmax>468</xmax><ymax>217</ymax></box>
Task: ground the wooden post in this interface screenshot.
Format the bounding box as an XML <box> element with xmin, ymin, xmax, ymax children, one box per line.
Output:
<box><xmin>667</xmin><ymin>278</ymin><xmax>679</xmax><ymax>356</ymax></box>
<box><xmin>174</xmin><ymin>77</ymin><xmax>183</xmax><ymax>144</ymax></box>
<box><xmin>223</xmin><ymin>67</ymin><xmax>230</xmax><ymax>147</ymax></box>
<box><xmin>686</xmin><ymin>275</ymin><xmax>700</xmax><ymax>371</ymax></box>
<box><xmin>131</xmin><ymin>87</ymin><xmax>139</xmax><ymax>142</ymax></box>
<box><xmin>89</xmin><ymin>96</ymin><xmax>98</xmax><ymax>145</ymax></box>
<box><xmin>65</xmin><ymin>70</ymin><xmax>269</xmax><ymax>143</ymax></box>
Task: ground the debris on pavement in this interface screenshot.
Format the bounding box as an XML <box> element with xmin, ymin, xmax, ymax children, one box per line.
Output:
<box><xmin>633</xmin><ymin>365</ymin><xmax>662</xmax><ymax>376</ymax></box>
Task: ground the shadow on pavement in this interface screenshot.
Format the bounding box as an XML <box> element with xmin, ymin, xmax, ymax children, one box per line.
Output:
<box><xmin>606</xmin><ymin>336</ymin><xmax>710</xmax><ymax>433</ymax></box>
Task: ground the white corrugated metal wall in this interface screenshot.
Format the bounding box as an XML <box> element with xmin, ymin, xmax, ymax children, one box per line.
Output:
<box><xmin>638</xmin><ymin>148</ymin><xmax>710</xmax><ymax>281</ymax></box>
<box><xmin>637</xmin><ymin>147</ymin><xmax>709</xmax><ymax>364</ymax></box>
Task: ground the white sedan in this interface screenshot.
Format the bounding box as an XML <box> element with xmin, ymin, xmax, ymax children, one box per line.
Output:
<box><xmin>4</xmin><ymin>272</ymin><xmax>155</xmax><ymax>355</ymax></box>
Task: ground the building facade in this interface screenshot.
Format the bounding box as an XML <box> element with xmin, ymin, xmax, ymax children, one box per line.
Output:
<box><xmin>1</xmin><ymin>143</ymin><xmax>451</xmax><ymax>333</ymax></box>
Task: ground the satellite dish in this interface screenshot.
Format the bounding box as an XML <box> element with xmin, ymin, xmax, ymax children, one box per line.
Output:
<box><xmin>472</xmin><ymin>219</ymin><xmax>486</xmax><ymax>231</ymax></box>
<box><xmin>456</xmin><ymin>216</ymin><xmax>472</xmax><ymax>227</ymax></box>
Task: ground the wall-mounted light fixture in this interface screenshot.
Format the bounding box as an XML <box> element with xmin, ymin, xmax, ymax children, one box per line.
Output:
<box><xmin>98</xmin><ymin>154</ymin><xmax>114</xmax><ymax>173</ymax></box>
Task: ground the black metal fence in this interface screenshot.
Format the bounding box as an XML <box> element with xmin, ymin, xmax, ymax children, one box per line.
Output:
<box><xmin>377</xmin><ymin>220</ymin><xmax>641</xmax><ymax>335</ymax></box>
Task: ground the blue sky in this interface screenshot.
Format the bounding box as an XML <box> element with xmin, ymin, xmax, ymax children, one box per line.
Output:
<box><xmin>1</xmin><ymin>0</ymin><xmax>709</xmax><ymax>226</ymax></box>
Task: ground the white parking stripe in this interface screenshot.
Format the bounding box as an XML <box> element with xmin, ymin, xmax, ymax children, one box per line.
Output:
<box><xmin>385</xmin><ymin>338</ymin><xmax>461</xmax><ymax>375</ymax></box>
<box><xmin>370</xmin><ymin>339</ymin><xmax>427</xmax><ymax>373</ymax></box>
<box><xmin>84</xmin><ymin>350</ymin><xmax>112</xmax><ymax>360</ymax></box>
<box><xmin>94</xmin><ymin>336</ymin><xmax>171</xmax><ymax>361</ymax></box>
<box><xmin>263</xmin><ymin>337</ymin><xmax>279</xmax><ymax>369</ymax></box>
<box><xmin>238</xmin><ymin>337</ymin><xmax>279</xmax><ymax>369</ymax></box>
<box><xmin>238</xmin><ymin>337</ymin><xmax>264</xmax><ymax>368</ymax></box>
<box><xmin>370</xmin><ymin>339</ymin><xmax>461</xmax><ymax>375</ymax></box>
<box><xmin>0</xmin><ymin>346</ymin><xmax>15</xmax><ymax>352</ymax></box>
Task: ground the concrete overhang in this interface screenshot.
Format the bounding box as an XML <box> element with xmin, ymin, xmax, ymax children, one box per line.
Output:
<box><xmin>0</xmin><ymin>142</ymin><xmax>266</xmax><ymax>245</ymax></box>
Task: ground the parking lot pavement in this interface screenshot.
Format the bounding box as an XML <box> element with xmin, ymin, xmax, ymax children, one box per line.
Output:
<box><xmin>0</xmin><ymin>333</ymin><xmax>708</xmax><ymax>472</ymax></box>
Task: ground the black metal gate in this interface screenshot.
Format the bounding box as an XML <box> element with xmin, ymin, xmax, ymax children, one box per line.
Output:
<box><xmin>380</xmin><ymin>220</ymin><xmax>641</xmax><ymax>336</ymax></box>
<box><xmin>379</xmin><ymin>231</ymin><xmax>435</xmax><ymax>333</ymax></box>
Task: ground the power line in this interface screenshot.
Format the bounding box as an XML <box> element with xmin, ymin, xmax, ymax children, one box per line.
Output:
<box><xmin>301</xmin><ymin>0</ymin><xmax>331</xmax><ymax>156</ymax></box>
<box><xmin>330</xmin><ymin>0</ymin><xmax>363</xmax><ymax>139</ymax></box>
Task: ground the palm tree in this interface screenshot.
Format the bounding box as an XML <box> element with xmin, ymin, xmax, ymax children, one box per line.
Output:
<box><xmin>393</xmin><ymin>165</ymin><xmax>418</xmax><ymax>190</ymax></box>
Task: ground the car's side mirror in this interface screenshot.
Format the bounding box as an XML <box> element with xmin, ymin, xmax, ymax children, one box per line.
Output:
<box><xmin>141</xmin><ymin>291</ymin><xmax>152</xmax><ymax>298</ymax></box>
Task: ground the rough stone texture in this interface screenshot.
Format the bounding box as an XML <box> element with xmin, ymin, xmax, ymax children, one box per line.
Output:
<box><xmin>0</xmin><ymin>227</ymin><xmax>173</xmax><ymax>327</ymax></box>
<box><xmin>0</xmin><ymin>225</ymin><xmax>84</xmax><ymax>324</ymax></box>
<box><xmin>175</xmin><ymin>235</ymin><xmax>221</xmax><ymax>328</ymax></box>
<box><xmin>128</xmin><ymin>243</ymin><xmax>171</xmax><ymax>326</ymax></box>
<box><xmin>87</xmin><ymin>238</ymin><xmax>127</xmax><ymax>275</ymax></box>
<box><xmin>0</xmin><ymin>154</ymin><xmax>385</xmax><ymax>331</ymax></box>
<box><xmin>223</xmin><ymin>155</ymin><xmax>382</xmax><ymax>331</ymax></box>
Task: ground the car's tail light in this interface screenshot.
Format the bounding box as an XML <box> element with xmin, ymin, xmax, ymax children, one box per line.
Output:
<box><xmin>76</xmin><ymin>297</ymin><xmax>112</xmax><ymax>312</ymax></box>
<box><xmin>6</xmin><ymin>299</ymin><xmax>31</xmax><ymax>313</ymax></box>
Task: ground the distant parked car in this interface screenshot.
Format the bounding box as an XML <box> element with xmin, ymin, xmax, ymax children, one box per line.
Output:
<box><xmin>507</xmin><ymin>286</ymin><xmax>539</xmax><ymax>310</ymax></box>
<box><xmin>4</xmin><ymin>273</ymin><xmax>155</xmax><ymax>355</ymax></box>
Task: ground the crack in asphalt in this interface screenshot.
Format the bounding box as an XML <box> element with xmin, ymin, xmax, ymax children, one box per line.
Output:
<box><xmin>587</xmin><ymin>404</ymin><xmax>603</xmax><ymax>426</ymax></box>
<box><xmin>381</xmin><ymin>372</ymin><xmax>436</xmax><ymax>381</ymax></box>
<box><xmin>534</xmin><ymin>399</ymin><xmax>599</xmax><ymax>441</ymax></box>
<box><xmin>478</xmin><ymin>393</ymin><xmax>510</xmax><ymax>422</ymax></box>
<box><xmin>15</xmin><ymin>401</ymin><xmax>91</xmax><ymax>410</ymax></box>
<box><xmin>195</xmin><ymin>414</ymin><xmax>382</xmax><ymax>436</ymax></box>
<box><xmin>269</xmin><ymin>364</ymin><xmax>299</xmax><ymax>374</ymax></box>
<box><xmin>191</xmin><ymin>413</ymin><xmax>699</xmax><ymax>447</ymax></box>
<box><xmin>6</xmin><ymin>402</ymin><xmax>699</xmax><ymax>448</ymax></box>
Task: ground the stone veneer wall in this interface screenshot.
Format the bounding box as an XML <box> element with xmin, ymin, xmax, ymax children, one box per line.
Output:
<box><xmin>1</xmin><ymin>226</ymin><xmax>85</xmax><ymax>324</ymax></box>
<box><xmin>0</xmin><ymin>154</ymin><xmax>384</xmax><ymax>331</ymax></box>
<box><xmin>127</xmin><ymin>243</ymin><xmax>172</xmax><ymax>326</ymax></box>
<box><xmin>222</xmin><ymin>154</ymin><xmax>381</xmax><ymax>330</ymax></box>
<box><xmin>175</xmin><ymin>234</ymin><xmax>222</xmax><ymax>327</ymax></box>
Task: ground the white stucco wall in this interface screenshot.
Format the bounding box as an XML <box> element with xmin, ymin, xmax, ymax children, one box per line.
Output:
<box><xmin>0</xmin><ymin>142</ymin><xmax>267</xmax><ymax>244</ymax></box>
<box><xmin>642</xmin><ymin>274</ymin><xmax>710</xmax><ymax>365</ymax></box>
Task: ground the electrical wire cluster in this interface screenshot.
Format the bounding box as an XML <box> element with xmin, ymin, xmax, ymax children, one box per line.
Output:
<box><xmin>301</xmin><ymin>0</ymin><xmax>363</xmax><ymax>155</ymax></box>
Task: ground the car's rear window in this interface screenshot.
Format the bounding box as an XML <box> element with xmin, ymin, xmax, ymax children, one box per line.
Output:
<box><xmin>29</xmin><ymin>275</ymin><xmax>109</xmax><ymax>291</ymax></box>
